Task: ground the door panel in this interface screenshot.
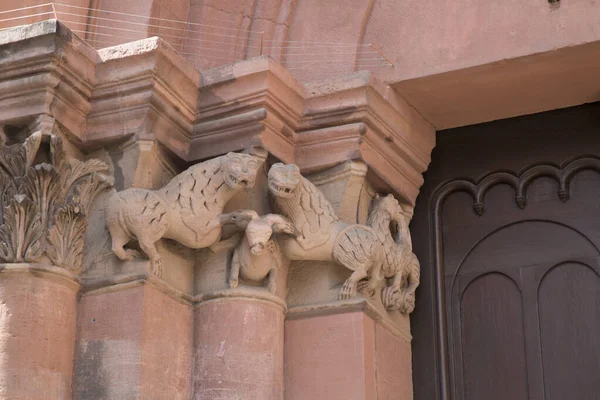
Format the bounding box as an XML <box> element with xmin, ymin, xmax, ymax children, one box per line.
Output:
<box><xmin>411</xmin><ymin>103</ymin><xmax>600</xmax><ymax>400</ymax></box>
<box><xmin>460</xmin><ymin>273</ymin><xmax>529</xmax><ymax>400</ymax></box>
<box><xmin>538</xmin><ymin>262</ymin><xmax>600</xmax><ymax>400</ymax></box>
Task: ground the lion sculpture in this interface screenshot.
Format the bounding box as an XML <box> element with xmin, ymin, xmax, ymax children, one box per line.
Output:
<box><xmin>106</xmin><ymin>151</ymin><xmax>265</xmax><ymax>277</ymax></box>
<box><xmin>267</xmin><ymin>163</ymin><xmax>384</xmax><ymax>299</ymax></box>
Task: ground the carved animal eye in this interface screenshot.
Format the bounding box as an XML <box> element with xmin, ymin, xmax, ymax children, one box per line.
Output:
<box><xmin>248</xmin><ymin>160</ymin><xmax>257</xmax><ymax>169</ymax></box>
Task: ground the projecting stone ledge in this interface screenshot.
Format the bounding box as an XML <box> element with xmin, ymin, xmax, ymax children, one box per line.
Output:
<box><xmin>196</xmin><ymin>60</ymin><xmax>435</xmax><ymax>205</ymax></box>
<box><xmin>0</xmin><ymin>20</ymin><xmax>433</xmax><ymax>206</ymax></box>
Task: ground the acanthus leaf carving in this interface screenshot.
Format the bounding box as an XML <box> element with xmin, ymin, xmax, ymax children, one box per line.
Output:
<box><xmin>18</xmin><ymin>164</ymin><xmax>61</xmax><ymax>233</ymax></box>
<box><xmin>0</xmin><ymin>195</ymin><xmax>44</xmax><ymax>263</ymax></box>
<box><xmin>47</xmin><ymin>204</ymin><xmax>87</xmax><ymax>274</ymax></box>
<box><xmin>0</xmin><ymin>131</ymin><xmax>42</xmax><ymax>178</ymax></box>
<box><xmin>0</xmin><ymin>126</ymin><xmax>113</xmax><ymax>273</ymax></box>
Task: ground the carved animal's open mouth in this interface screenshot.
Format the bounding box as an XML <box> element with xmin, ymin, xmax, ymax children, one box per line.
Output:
<box><xmin>229</xmin><ymin>174</ymin><xmax>250</xmax><ymax>187</ymax></box>
<box><xmin>269</xmin><ymin>181</ymin><xmax>295</xmax><ymax>197</ymax></box>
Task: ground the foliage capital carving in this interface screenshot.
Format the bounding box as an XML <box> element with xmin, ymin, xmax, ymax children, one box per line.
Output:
<box><xmin>0</xmin><ymin>127</ymin><xmax>114</xmax><ymax>275</ymax></box>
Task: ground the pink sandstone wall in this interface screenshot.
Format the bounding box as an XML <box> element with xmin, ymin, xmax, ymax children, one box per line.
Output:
<box><xmin>285</xmin><ymin>311</ymin><xmax>413</xmax><ymax>400</ymax></box>
<box><xmin>74</xmin><ymin>284</ymin><xmax>193</xmax><ymax>400</ymax></box>
<box><xmin>3</xmin><ymin>0</ymin><xmax>598</xmax><ymax>85</ymax></box>
<box><xmin>184</xmin><ymin>0</ymin><xmax>600</xmax><ymax>83</ymax></box>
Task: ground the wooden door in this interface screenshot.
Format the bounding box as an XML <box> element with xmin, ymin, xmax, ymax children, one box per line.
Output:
<box><xmin>411</xmin><ymin>103</ymin><xmax>600</xmax><ymax>400</ymax></box>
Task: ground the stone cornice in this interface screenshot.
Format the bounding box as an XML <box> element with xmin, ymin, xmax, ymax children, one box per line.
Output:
<box><xmin>194</xmin><ymin>56</ymin><xmax>304</xmax><ymax>163</ymax></box>
<box><xmin>86</xmin><ymin>36</ymin><xmax>200</xmax><ymax>160</ymax></box>
<box><xmin>0</xmin><ymin>20</ymin><xmax>97</xmax><ymax>141</ymax></box>
<box><xmin>0</xmin><ymin>21</ymin><xmax>434</xmax><ymax>204</ymax></box>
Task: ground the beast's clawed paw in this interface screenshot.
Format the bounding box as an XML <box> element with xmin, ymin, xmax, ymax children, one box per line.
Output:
<box><xmin>282</xmin><ymin>222</ymin><xmax>295</xmax><ymax>235</ymax></box>
<box><xmin>339</xmin><ymin>280</ymin><xmax>358</xmax><ymax>300</ymax></box>
<box><xmin>151</xmin><ymin>259</ymin><xmax>164</xmax><ymax>278</ymax></box>
<box><xmin>356</xmin><ymin>280</ymin><xmax>376</xmax><ymax>299</ymax></box>
<box><xmin>229</xmin><ymin>278</ymin><xmax>239</xmax><ymax>289</ymax></box>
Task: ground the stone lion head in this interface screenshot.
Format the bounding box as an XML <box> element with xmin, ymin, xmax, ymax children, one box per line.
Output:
<box><xmin>221</xmin><ymin>152</ymin><xmax>262</xmax><ymax>190</ymax></box>
<box><xmin>267</xmin><ymin>163</ymin><xmax>301</xmax><ymax>199</ymax></box>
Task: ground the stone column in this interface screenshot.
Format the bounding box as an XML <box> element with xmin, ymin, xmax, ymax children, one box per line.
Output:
<box><xmin>0</xmin><ymin>265</ymin><xmax>79</xmax><ymax>399</ymax></box>
<box><xmin>74</xmin><ymin>279</ymin><xmax>194</xmax><ymax>400</ymax></box>
<box><xmin>0</xmin><ymin>117</ymin><xmax>114</xmax><ymax>399</ymax></box>
<box><xmin>193</xmin><ymin>295</ymin><xmax>285</xmax><ymax>400</ymax></box>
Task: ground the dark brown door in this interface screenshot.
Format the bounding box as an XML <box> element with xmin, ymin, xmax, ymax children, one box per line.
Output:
<box><xmin>411</xmin><ymin>103</ymin><xmax>600</xmax><ymax>400</ymax></box>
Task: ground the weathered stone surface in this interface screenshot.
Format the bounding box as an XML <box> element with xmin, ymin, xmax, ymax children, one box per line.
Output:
<box><xmin>285</xmin><ymin>310</ymin><xmax>412</xmax><ymax>400</ymax></box>
<box><xmin>194</xmin><ymin>298</ymin><xmax>284</xmax><ymax>400</ymax></box>
<box><xmin>74</xmin><ymin>283</ymin><xmax>193</xmax><ymax>400</ymax></box>
<box><xmin>0</xmin><ymin>266</ymin><xmax>79</xmax><ymax>400</ymax></box>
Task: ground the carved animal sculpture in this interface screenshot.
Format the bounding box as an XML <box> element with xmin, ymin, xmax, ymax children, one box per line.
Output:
<box><xmin>105</xmin><ymin>152</ymin><xmax>264</xmax><ymax>276</ymax></box>
<box><xmin>365</xmin><ymin>194</ymin><xmax>421</xmax><ymax>314</ymax></box>
<box><xmin>268</xmin><ymin>163</ymin><xmax>384</xmax><ymax>299</ymax></box>
<box><xmin>224</xmin><ymin>211</ymin><xmax>295</xmax><ymax>294</ymax></box>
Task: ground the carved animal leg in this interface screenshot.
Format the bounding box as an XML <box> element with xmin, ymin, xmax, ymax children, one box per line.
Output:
<box><xmin>229</xmin><ymin>247</ymin><xmax>241</xmax><ymax>289</ymax></box>
<box><xmin>340</xmin><ymin>267</ymin><xmax>369</xmax><ymax>300</ymax></box>
<box><xmin>382</xmin><ymin>272</ymin><xmax>403</xmax><ymax>310</ymax></box>
<box><xmin>267</xmin><ymin>268</ymin><xmax>277</xmax><ymax>294</ymax></box>
<box><xmin>138</xmin><ymin>238</ymin><xmax>163</xmax><ymax>278</ymax></box>
<box><xmin>108</xmin><ymin>224</ymin><xmax>139</xmax><ymax>261</ymax></box>
<box><xmin>358</xmin><ymin>264</ymin><xmax>383</xmax><ymax>299</ymax></box>
<box><xmin>209</xmin><ymin>233</ymin><xmax>242</xmax><ymax>253</ymax></box>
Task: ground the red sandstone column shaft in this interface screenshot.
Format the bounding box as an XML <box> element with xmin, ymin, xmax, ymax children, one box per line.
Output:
<box><xmin>194</xmin><ymin>298</ymin><xmax>285</xmax><ymax>400</ymax></box>
<box><xmin>0</xmin><ymin>265</ymin><xmax>79</xmax><ymax>400</ymax></box>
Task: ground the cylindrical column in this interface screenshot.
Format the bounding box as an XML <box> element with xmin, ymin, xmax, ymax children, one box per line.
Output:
<box><xmin>194</xmin><ymin>297</ymin><xmax>285</xmax><ymax>400</ymax></box>
<box><xmin>0</xmin><ymin>264</ymin><xmax>79</xmax><ymax>400</ymax></box>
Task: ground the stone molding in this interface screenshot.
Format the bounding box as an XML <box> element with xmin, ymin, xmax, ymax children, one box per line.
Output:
<box><xmin>0</xmin><ymin>263</ymin><xmax>81</xmax><ymax>290</ymax></box>
<box><xmin>0</xmin><ymin>20</ymin><xmax>434</xmax><ymax>206</ymax></box>
<box><xmin>287</xmin><ymin>298</ymin><xmax>412</xmax><ymax>342</ymax></box>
